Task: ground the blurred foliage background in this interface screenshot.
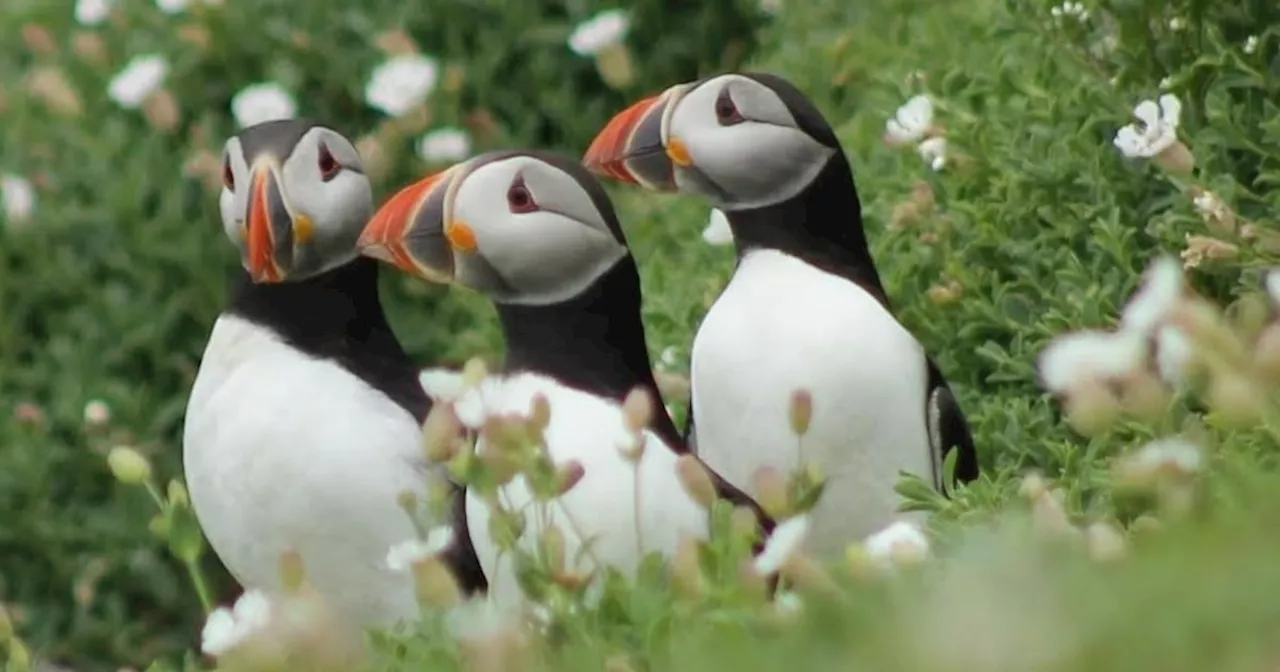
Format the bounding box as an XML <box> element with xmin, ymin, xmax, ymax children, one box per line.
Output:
<box><xmin>1</xmin><ymin>0</ymin><xmax>1278</xmax><ymax>668</ymax></box>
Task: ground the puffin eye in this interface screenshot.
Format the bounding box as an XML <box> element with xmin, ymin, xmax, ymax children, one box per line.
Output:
<box><xmin>507</xmin><ymin>176</ymin><xmax>538</xmax><ymax>214</ymax></box>
<box><xmin>713</xmin><ymin>88</ymin><xmax>745</xmax><ymax>126</ymax></box>
<box><xmin>222</xmin><ymin>155</ymin><xmax>235</xmax><ymax>191</ymax></box>
<box><xmin>318</xmin><ymin>143</ymin><xmax>341</xmax><ymax>182</ymax></box>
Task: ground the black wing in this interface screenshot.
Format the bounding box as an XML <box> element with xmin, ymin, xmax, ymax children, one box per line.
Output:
<box><xmin>925</xmin><ymin>356</ymin><xmax>979</xmax><ymax>493</ymax></box>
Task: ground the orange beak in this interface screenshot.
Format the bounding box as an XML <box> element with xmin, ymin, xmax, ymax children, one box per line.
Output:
<box><xmin>358</xmin><ymin>169</ymin><xmax>457</xmax><ymax>283</ymax></box>
<box><xmin>582</xmin><ymin>86</ymin><xmax>686</xmax><ymax>190</ymax></box>
<box><xmin>245</xmin><ymin>164</ymin><xmax>292</xmax><ymax>283</ymax></box>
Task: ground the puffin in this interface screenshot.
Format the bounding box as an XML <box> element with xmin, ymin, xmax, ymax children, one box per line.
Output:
<box><xmin>581</xmin><ymin>72</ymin><xmax>981</xmax><ymax>557</ymax></box>
<box><xmin>182</xmin><ymin>119</ymin><xmax>484</xmax><ymax>627</ymax></box>
<box><xmin>356</xmin><ymin>149</ymin><xmax>774</xmax><ymax>607</ymax></box>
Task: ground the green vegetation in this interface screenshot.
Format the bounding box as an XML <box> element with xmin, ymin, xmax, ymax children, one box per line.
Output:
<box><xmin>2</xmin><ymin>0</ymin><xmax>1279</xmax><ymax>669</ymax></box>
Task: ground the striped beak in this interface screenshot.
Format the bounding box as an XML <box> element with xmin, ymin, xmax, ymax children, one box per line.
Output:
<box><xmin>582</xmin><ymin>85</ymin><xmax>689</xmax><ymax>191</ymax></box>
<box><xmin>245</xmin><ymin>160</ymin><xmax>313</xmax><ymax>283</ymax></box>
<box><xmin>357</xmin><ymin>168</ymin><xmax>461</xmax><ymax>284</ymax></box>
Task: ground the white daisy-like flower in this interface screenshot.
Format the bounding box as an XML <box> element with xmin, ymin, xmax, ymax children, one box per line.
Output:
<box><xmin>863</xmin><ymin>520</ymin><xmax>931</xmax><ymax>568</ymax></box>
<box><xmin>201</xmin><ymin>589</ymin><xmax>273</xmax><ymax>657</ymax></box>
<box><xmin>83</xmin><ymin>399</ymin><xmax>111</xmax><ymax>425</ymax></box>
<box><xmin>1050</xmin><ymin>2</ymin><xmax>1089</xmax><ymax>20</ymax></box>
<box><xmin>1</xmin><ymin>173</ymin><xmax>36</xmax><ymax>226</ymax></box>
<box><xmin>1123</xmin><ymin>438</ymin><xmax>1203</xmax><ymax>478</ymax></box>
<box><xmin>917</xmin><ymin>136</ymin><xmax>948</xmax><ymax>171</ymax></box>
<box><xmin>884</xmin><ymin>94</ymin><xmax>934</xmax><ymax>146</ymax></box>
<box><xmin>1120</xmin><ymin>256</ymin><xmax>1183</xmax><ymax>334</ymax></box>
<box><xmin>230</xmin><ymin>82</ymin><xmax>297</xmax><ymax>129</ymax></box>
<box><xmin>108</xmin><ymin>54</ymin><xmax>169</xmax><ymax>109</ymax></box>
<box><xmin>385</xmin><ymin>526</ymin><xmax>455</xmax><ymax>572</ymax></box>
<box><xmin>75</xmin><ymin>0</ymin><xmax>113</xmax><ymax>25</ymax></box>
<box><xmin>1168</xmin><ymin>17</ymin><xmax>1186</xmax><ymax>30</ymax></box>
<box><xmin>1154</xmin><ymin>325</ymin><xmax>1193</xmax><ymax>385</ymax></box>
<box><xmin>419</xmin><ymin>367</ymin><xmax>466</xmax><ymax>402</ymax></box>
<box><xmin>753</xmin><ymin>514</ymin><xmax>810</xmax><ymax>575</ymax></box>
<box><xmin>1113</xmin><ymin>94</ymin><xmax>1182</xmax><ymax>159</ymax></box>
<box><xmin>1266</xmin><ymin>271</ymin><xmax>1280</xmax><ymax>308</ymax></box>
<box><xmin>365</xmin><ymin>54</ymin><xmax>440</xmax><ymax>117</ymax></box>
<box><xmin>1037</xmin><ymin>329</ymin><xmax>1147</xmax><ymax>393</ymax></box>
<box><xmin>1244</xmin><ymin>35</ymin><xmax>1259</xmax><ymax>55</ymax></box>
<box><xmin>417</xmin><ymin>127</ymin><xmax>472</xmax><ymax>163</ymax></box>
<box><xmin>567</xmin><ymin>9</ymin><xmax>630</xmax><ymax>56</ymax></box>
<box><xmin>1192</xmin><ymin>190</ymin><xmax>1227</xmax><ymax>220</ymax></box>
<box><xmin>703</xmin><ymin>209</ymin><xmax>733</xmax><ymax>245</ymax></box>
<box><xmin>446</xmin><ymin>597</ymin><xmax>513</xmax><ymax>641</ymax></box>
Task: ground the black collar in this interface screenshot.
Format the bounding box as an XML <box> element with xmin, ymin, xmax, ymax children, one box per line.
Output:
<box><xmin>493</xmin><ymin>257</ymin><xmax>684</xmax><ymax>450</ymax></box>
<box><xmin>224</xmin><ymin>257</ymin><xmax>430</xmax><ymax>424</ymax></box>
<box><xmin>724</xmin><ymin>154</ymin><xmax>891</xmax><ymax>310</ymax></box>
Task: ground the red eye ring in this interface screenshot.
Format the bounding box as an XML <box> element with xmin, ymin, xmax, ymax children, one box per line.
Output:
<box><xmin>507</xmin><ymin>177</ymin><xmax>538</xmax><ymax>213</ymax></box>
<box><xmin>222</xmin><ymin>156</ymin><xmax>235</xmax><ymax>191</ymax></box>
<box><xmin>318</xmin><ymin>143</ymin><xmax>341</xmax><ymax>181</ymax></box>
<box><xmin>714</xmin><ymin>88</ymin><xmax>745</xmax><ymax>126</ymax></box>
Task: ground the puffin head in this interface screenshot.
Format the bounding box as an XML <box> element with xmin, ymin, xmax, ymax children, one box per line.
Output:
<box><xmin>219</xmin><ymin>119</ymin><xmax>372</xmax><ymax>283</ymax></box>
<box><xmin>582</xmin><ymin>72</ymin><xmax>842</xmax><ymax>212</ymax></box>
<box><xmin>357</xmin><ymin>149</ymin><xmax>629</xmax><ymax>305</ymax></box>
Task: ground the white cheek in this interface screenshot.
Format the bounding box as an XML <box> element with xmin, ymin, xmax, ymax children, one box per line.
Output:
<box><xmin>218</xmin><ymin>189</ymin><xmax>244</xmax><ymax>245</ymax></box>
<box><xmin>687</xmin><ymin>123</ymin><xmax>834</xmax><ymax>210</ymax></box>
<box><xmin>481</xmin><ymin>214</ymin><xmax>603</xmax><ymax>290</ymax></box>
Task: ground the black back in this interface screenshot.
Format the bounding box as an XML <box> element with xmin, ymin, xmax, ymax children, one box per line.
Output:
<box><xmin>225</xmin><ymin>256</ymin><xmax>488</xmax><ymax>593</ymax></box>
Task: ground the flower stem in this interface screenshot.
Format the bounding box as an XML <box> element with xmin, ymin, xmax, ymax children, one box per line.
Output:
<box><xmin>185</xmin><ymin>558</ymin><xmax>214</xmax><ymax>613</ymax></box>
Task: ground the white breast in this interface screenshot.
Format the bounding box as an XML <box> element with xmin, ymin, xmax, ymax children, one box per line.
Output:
<box><xmin>183</xmin><ymin>314</ymin><xmax>437</xmax><ymax>627</ymax></box>
<box><xmin>452</xmin><ymin>373</ymin><xmax>709</xmax><ymax>611</ymax></box>
<box><xmin>690</xmin><ymin>249</ymin><xmax>932</xmax><ymax>557</ymax></box>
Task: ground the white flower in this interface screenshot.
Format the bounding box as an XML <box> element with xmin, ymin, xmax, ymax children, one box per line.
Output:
<box><xmin>1168</xmin><ymin>17</ymin><xmax>1186</xmax><ymax>30</ymax></box>
<box><xmin>83</xmin><ymin>399</ymin><xmax>111</xmax><ymax>425</ymax></box>
<box><xmin>1159</xmin><ymin>76</ymin><xmax>1172</xmax><ymax>90</ymax></box>
<box><xmin>365</xmin><ymin>54</ymin><xmax>440</xmax><ymax>117</ymax></box>
<box><xmin>231</xmin><ymin>82</ymin><xmax>297</xmax><ymax>129</ymax></box>
<box><xmin>75</xmin><ymin>0</ymin><xmax>113</xmax><ymax>25</ymax></box>
<box><xmin>385</xmin><ymin>526</ymin><xmax>455</xmax><ymax>571</ymax></box>
<box><xmin>753</xmin><ymin>514</ymin><xmax>810</xmax><ymax>575</ymax></box>
<box><xmin>658</xmin><ymin>347</ymin><xmax>678</xmax><ymax>370</ymax></box>
<box><xmin>1120</xmin><ymin>256</ymin><xmax>1183</xmax><ymax>334</ymax></box>
<box><xmin>1124</xmin><ymin>438</ymin><xmax>1203</xmax><ymax>478</ymax></box>
<box><xmin>419</xmin><ymin>367</ymin><xmax>466</xmax><ymax>402</ymax></box>
<box><xmin>446</xmin><ymin>597</ymin><xmax>513</xmax><ymax>642</ymax></box>
<box><xmin>884</xmin><ymin>94</ymin><xmax>934</xmax><ymax>146</ymax></box>
<box><xmin>108</xmin><ymin>54</ymin><xmax>169</xmax><ymax>109</ymax></box>
<box><xmin>1193</xmin><ymin>190</ymin><xmax>1223</xmax><ymax>218</ymax></box>
<box><xmin>1266</xmin><ymin>271</ymin><xmax>1280</xmax><ymax>308</ymax></box>
<box><xmin>1</xmin><ymin>174</ymin><xmax>36</xmax><ymax>226</ymax></box>
<box><xmin>417</xmin><ymin>127</ymin><xmax>472</xmax><ymax>163</ymax></box>
<box><xmin>1244</xmin><ymin>35</ymin><xmax>1259</xmax><ymax>55</ymax></box>
<box><xmin>1050</xmin><ymin>2</ymin><xmax>1088</xmax><ymax>20</ymax></box>
<box><xmin>703</xmin><ymin>209</ymin><xmax>734</xmax><ymax>245</ymax></box>
<box><xmin>917</xmin><ymin>136</ymin><xmax>948</xmax><ymax>171</ymax></box>
<box><xmin>1113</xmin><ymin>94</ymin><xmax>1182</xmax><ymax>159</ymax></box>
<box><xmin>1154</xmin><ymin>325</ymin><xmax>1193</xmax><ymax>385</ymax></box>
<box><xmin>863</xmin><ymin>520</ymin><xmax>931</xmax><ymax>568</ymax></box>
<box><xmin>1038</xmin><ymin>329</ymin><xmax>1146</xmax><ymax>393</ymax></box>
<box><xmin>156</xmin><ymin>0</ymin><xmax>192</xmax><ymax>13</ymax></box>
<box><xmin>568</xmin><ymin>9</ymin><xmax>630</xmax><ymax>56</ymax></box>
<box><xmin>201</xmin><ymin>590</ymin><xmax>273</xmax><ymax>657</ymax></box>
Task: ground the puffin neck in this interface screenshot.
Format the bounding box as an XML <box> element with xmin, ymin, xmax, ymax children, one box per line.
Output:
<box><xmin>724</xmin><ymin>152</ymin><xmax>892</xmax><ymax>309</ymax></box>
<box><xmin>494</xmin><ymin>257</ymin><xmax>685</xmax><ymax>450</ymax></box>
<box><xmin>226</xmin><ymin>256</ymin><xmax>430</xmax><ymax>424</ymax></box>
